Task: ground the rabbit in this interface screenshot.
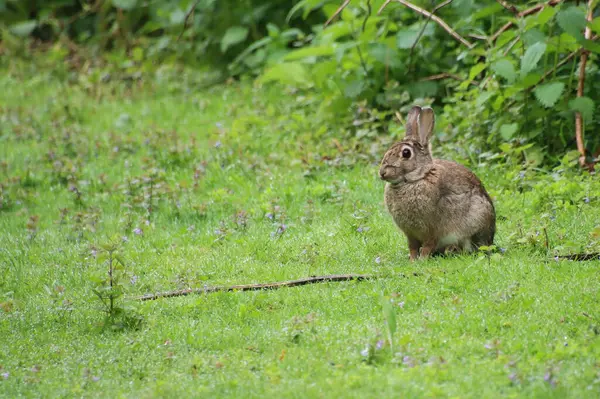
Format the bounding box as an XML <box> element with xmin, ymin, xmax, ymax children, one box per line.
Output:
<box><xmin>379</xmin><ymin>105</ymin><xmax>496</xmax><ymax>261</ymax></box>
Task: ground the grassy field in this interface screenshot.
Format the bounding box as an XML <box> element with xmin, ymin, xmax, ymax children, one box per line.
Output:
<box><xmin>1</xmin><ymin>59</ymin><xmax>600</xmax><ymax>398</ymax></box>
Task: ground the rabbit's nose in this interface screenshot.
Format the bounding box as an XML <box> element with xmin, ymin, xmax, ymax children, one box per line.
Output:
<box><xmin>379</xmin><ymin>168</ymin><xmax>387</xmax><ymax>179</ymax></box>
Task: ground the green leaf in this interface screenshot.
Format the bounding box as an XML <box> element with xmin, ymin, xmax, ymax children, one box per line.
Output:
<box><xmin>9</xmin><ymin>20</ymin><xmax>37</xmax><ymax>37</ymax></box>
<box><xmin>500</xmin><ymin>123</ymin><xmax>518</xmax><ymax>140</ymax></box>
<box><xmin>581</xmin><ymin>39</ymin><xmax>600</xmax><ymax>53</ymax></box>
<box><xmin>343</xmin><ymin>80</ymin><xmax>365</xmax><ymax>98</ymax></box>
<box><xmin>492</xmin><ymin>59</ymin><xmax>516</xmax><ymax>83</ymax></box>
<box><xmin>590</xmin><ymin>17</ymin><xmax>600</xmax><ymax>35</ymax></box>
<box><xmin>556</xmin><ymin>7</ymin><xmax>586</xmax><ymax>41</ymax></box>
<box><xmin>569</xmin><ymin>96</ymin><xmax>595</xmax><ymax>123</ymax></box>
<box><xmin>111</xmin><ymin>0</ymin><xmax>137</xmax><ymax>10</ymax></box>
<box><xmin>396</xmin><ymin>24</ymin><xmax>433</xmax><ymax>49</ymax></box>
<box><xmin>469</xmin><ymin>63</ymin><xmax>486</xmax><ymax>80</ymax></box>
<box><xmin>221</xmin><ymin>26</ymin><xmax>249</xmax><ymax>53</ymax></box>
<box><xmin>368</xmin><ymin>44</ymin><xmax>403</xmax><ymax>69</ymax></box>
<box><xmin>170</xmin><ymin>8</ymin><xmax>186</xmax><ymax>25</ymax></box>
<box><xmin>522</xmin><ymin>28</ymin><xmax>546</xmax><ymax>46</ymax></box>
<box><xmin>520</xmin><ymin>42</ymin><xmax>546</xmax><ymax>77</ymax></box>
<box><xmin>533</xmin><ymin>82</ymin><xmax>565</xmax><ymax>108</ymax></box>
<box><xmin>537</xmin><ymin>6</ymin><xmax>557</xmax><ymax>25</ymax></box>
<box><xmin>259</xmin><ymin>62</ymin><xmax>309</xmax><ymax>86</ymax></box>
<box><xmin>283</xmin><ymin>45</ymin><xmax>334</xmax><ymax>61</ymax></box>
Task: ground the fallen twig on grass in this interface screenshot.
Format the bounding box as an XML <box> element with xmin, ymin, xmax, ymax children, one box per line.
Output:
<box><xmin>135</xmin><ymin>273</ymin><xmax>376</xmax><ymax>301</ymax></box>
<box><xmin>378</xmin><ymin>0</ymin><xmax>474</xmax><ymax>48</ymax></box>
<box><xmin>555</xmin><ymin>253</ymin><xmax>600</xmax><ymax>261</ymax></box>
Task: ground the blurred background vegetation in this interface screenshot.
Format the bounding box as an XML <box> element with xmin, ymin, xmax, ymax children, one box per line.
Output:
<box><xmin>1</xmin><ymin>0</ymin><xmax>599</xmax><ymax>168</ymax></box>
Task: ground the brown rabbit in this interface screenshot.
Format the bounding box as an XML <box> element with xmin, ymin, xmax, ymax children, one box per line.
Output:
<box><xmin>379</xmin><ymin>105</ymin><xmax>495</xmax><ymax>260</ymax></box>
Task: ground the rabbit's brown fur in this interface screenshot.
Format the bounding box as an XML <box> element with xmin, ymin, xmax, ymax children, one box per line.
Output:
<box><xmin>379</xmin><ymin>106</ymin><xmax>495</xmax><ymax>260</ymax></box>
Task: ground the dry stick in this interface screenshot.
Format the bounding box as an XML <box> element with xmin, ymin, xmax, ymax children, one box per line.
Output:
<box><xmin>574</xmin><ymin>0</ymin><xmax>594</xmax><ymax>168</ymax></box>
<box><xmin>490</xmin><ymin>0</ymin><xmax>562</xmax><ymax>43</ymax></box>
<box><xmin>136</xmin><ymin>273</ymin><xmax>375</xmax><ymax>301</ymax></box>
<box><xmin>378</xmin><ymin>0</ymin><xmax>474</xmax><ymax>48</ymax></box>
<box><xmin>325</xmin><ymin>0</ymin><xmax>352</xmax><ymax>27</ymax></box>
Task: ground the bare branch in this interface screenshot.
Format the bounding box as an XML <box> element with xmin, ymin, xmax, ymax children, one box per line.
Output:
<box><xmin>325</xmin><ymin>0</ymin><xmax>352</xmax><ymax>27</ymax></box>
<box><xmin>379</xmin><ymin>0</ymin><xmax>474</xmax><ymax>48</ymax></box>
<box><xmin>574</xmin><ymin>0</ymin><xmax>594</xmax><ymax>168</ymax></box>
<box><xmin>491</xmin><ymin>0</ymin><xmax>562</xmax><ymax>42</ymax></box>
<box><xmin>496</xmin><ymin>0</ymin><xmax>518</xmax><ymax>14</ymax></box>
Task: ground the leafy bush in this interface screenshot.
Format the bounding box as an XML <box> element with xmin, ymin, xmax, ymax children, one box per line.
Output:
<box><xmin>2</xmin><ymin>0</ymin><xmax>599</xmax><ymax>165</ymax></box>
<box><xmin>254</xmin><ymin>0</ymin><xmax>600</xmax><ymax>165</ymax></box>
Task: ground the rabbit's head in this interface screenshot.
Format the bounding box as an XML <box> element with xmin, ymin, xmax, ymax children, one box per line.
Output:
<box><xmin>379</xmin><ymin>106</ymin><xmax>435</xmax><ymax>184</ymax></box>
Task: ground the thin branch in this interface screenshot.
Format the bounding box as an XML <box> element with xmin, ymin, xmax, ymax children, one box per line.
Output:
<box><xmin>574</xmin><ymin>0</ymin><xmax>594</xmax><ymax>168</ymax></box>
<box><xmin>420</xmin><ymin>72</ymin><xmax>479</xmax><ymax>86</ymax></box>
<box><xmin>503</xmin><ymin>35</ymin><xmax>520</xmax><ymax>56</ymax></box>
<box><xmin>135</xmin><ymin>274</ymin><xmax>376</xmax><ymax>301</ymax></box>
<box><xmin>496</xmin><ymin>0</ymin><xmax>518</xmax><ymax>14</ymax></box>
<box><xmin>379</xmin><ymin>0</ymin><xmax>474</xmax><ymax>48</ymax></box>
<box><xmin>325</xmin><ymin>0</ymin><xmax>352</xmax><ymax>27</ymax></box>
<box><xmin>491</xmin><ymin>0</ymin><xmax>562</xmax><ymax>42</ymax></box>
<box><xmin>409</xmin><ymin>0</ymin><xmax>453</xmax><ymax>61</ymax></box>
<box><xmin>178</xmin><ymin>0</ymin><xmax>201</xmax><ymax>41</ymax></box>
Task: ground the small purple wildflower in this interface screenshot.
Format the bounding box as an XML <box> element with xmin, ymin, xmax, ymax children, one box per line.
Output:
<box><xmin>214</xmin><ymin>141</ymin><xmax>222</xmax><ymax>148</ymax></box>
<box><xmin>92</xmin><ymin>376</ymin><xmax>100</xmax><ymax>382</ymax></box>
<box><xmin>484</xmin><ymin>343</ymin><xmax>493</xmax><ymax>350</ymax></box>
<box><xmin>187</xmin><ymin>225</ymin><xmax>195</xmax><ymax>232</ymax></box>
<box><xmin>402</xmin><ymin>356</ymin><xmax>415</xmax><ymax>368</ymax></box>
<box><xmin>1</xmin><ymin>372</ymin><xmax>8</xmax><ymax>379</ymax></box>
<box><xmin>375</xmin><ymin>256</ymin><xmax>381</xmax><ymax>264</ymax></box>
<box><xmin>554</xmin><ymin>256</ymin><xmax>559</xmax><ymax>262</ymax></box>
<box><xmin>130</xmin><ymin>275</ymin><xmax>138</xmax><ymax>285</ymax></box>
<box><xmin>357</xmin><ymin>226</ymin><xmax>370</xmax><ymax>233</ymax></box>
<box><xmin>584</xmin><ymin>197</ymin><xmax>590</xmax><ymax>203</ymax></box>
<box><xmin>265</xmin><ymin>213</ymin><xmax>274</xmax><ymax>220</ymax></box>
<box><xmin>397</xmin><ymin>301</ymin><xmax>405</xmax><ymax>309</ymax></box>
<box><xmin>133</xmin><ymin>227</ymin><xmax>143</xmax><ymax>235</ymax></box>
<box><xmin>508</xmin><ymin>372</ymin><xmax>518</xmax><ymax>383</ymax></box>
<box><xmin>91</xmin><ymin>249</ymin><xmax>97</xmax><ymax>257</ymax></box>
<box><xmin>144</xmin><ymin>220</ymin><xmax>150</xmax><ymax>226</ymax></box>
<box><xmin>215</xmin><ymin>122</ymin><xmax>223</xmax><ymax>129</ymax></box>
<box><xmin>376</xmin><ymin>340</ymin><xmax>384</xmax><ymax>350</ymax></box>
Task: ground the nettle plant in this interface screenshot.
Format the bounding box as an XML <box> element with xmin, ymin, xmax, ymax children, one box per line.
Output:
<box><xmin>255</xmin><ymin>0</ymin><xmax>600</xmax><ymax>166</ymax></box>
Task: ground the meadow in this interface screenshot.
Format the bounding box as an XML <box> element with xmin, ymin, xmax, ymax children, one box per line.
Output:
<box><xmin>1</xmin><ymin>59</ymin><xmax>600</xmax><ymax>398</ymax></box>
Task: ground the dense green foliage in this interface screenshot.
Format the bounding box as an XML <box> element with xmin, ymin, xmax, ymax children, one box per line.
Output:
<box><xmin>2</xmin><ymin>0</ymin><xmax>600</xmax><ymax>165</ymax></box>
<box><xmin>1</xmin><ymin>58</ymin><xmax>600</xmax><ymax>397</ymax></box>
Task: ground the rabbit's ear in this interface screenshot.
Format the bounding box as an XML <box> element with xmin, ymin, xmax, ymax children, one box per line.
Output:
<box><xmin>418</xmin><ymin>107</ymin><xmax>435</xmax><ymax>145</ymax></box>
<box><xmin>404</xmin><ymin>106</ymin><xmax>421</xmax><ymax>140</ymax></box>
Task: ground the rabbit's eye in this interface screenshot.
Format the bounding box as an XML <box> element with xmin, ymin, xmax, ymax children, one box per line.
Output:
<box><xmin>401</xmin><ymin>148</ymin><xmax>412</xmax><ymax>159</ymax></box>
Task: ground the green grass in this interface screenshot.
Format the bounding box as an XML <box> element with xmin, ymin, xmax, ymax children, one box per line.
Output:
<box><xmin>1</xmin><ymin>60</ymin><xmax>600</xmax><ymax>398</ymax></box>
